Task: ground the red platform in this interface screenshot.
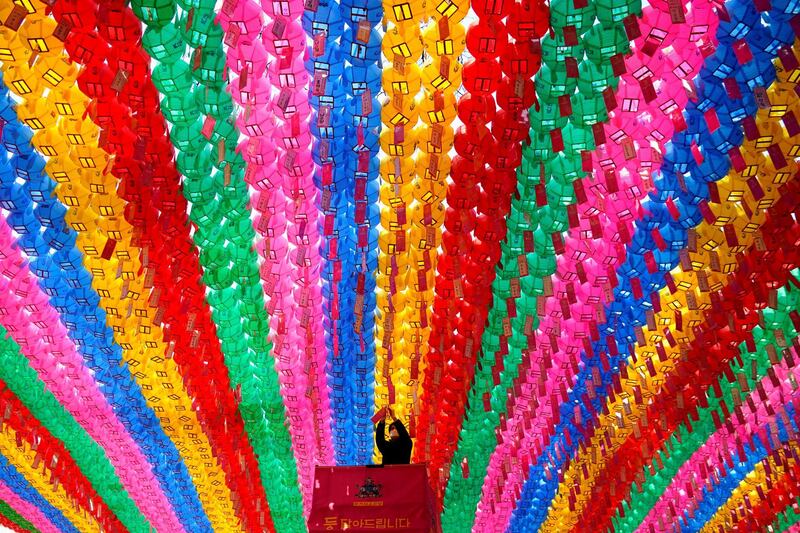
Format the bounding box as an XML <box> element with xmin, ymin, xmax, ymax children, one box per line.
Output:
<box><xmin>308</xmin><ymin>464</ymin><xmax>441</xmax><ymax>532</ymax></box>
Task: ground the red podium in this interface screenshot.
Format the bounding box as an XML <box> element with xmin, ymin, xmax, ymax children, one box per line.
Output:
<box><xmin>308</xmin><ymin>464</ymin><xmax>441</xmax><ymax>532</ymax></box>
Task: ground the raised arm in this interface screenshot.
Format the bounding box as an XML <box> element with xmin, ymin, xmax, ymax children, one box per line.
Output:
<box><xmin>375</xmin><ymin>420</ymin><xmax>387</xmax><ymax>454</ymax></box>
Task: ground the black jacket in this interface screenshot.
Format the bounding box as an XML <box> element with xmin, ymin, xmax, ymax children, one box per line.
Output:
<box><xmin>376</xmin><ymin>419</ymin><xmax>412</xmax><ymax>465</ymax></box>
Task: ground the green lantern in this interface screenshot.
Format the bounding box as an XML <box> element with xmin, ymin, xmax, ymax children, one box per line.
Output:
<box><xmin>142</xmin><ymin>25</ymin><xmax>185</xmax><ymax>64</ymax></box>
<box><xmin>583</xmin><ymin>24</ymin><xmax>630</xmax><ymax>64</ymax></box>
<box><xmin>169</xmin><ymin>118</ymin><xmax>206</xmax><ymax>153</ymax></box>
<box><xmin>577</xmin><ymin>58</ymin><xmax>618</xmax><ymax>97</ymax></box>
<box><xmin>595</xmin><ymin>0</ymin><xmax>642</xmax><ymax>28</ymax></box>
<box><xmin>535</xmin><ymin>62</ymin><xmax>578</xmax><ymax>101</ymax></box>
<box><xmin>151</xmin><ymin>61</ymin><xmax>193</xmax><ymax>96</ymax></box>
<box><xmin>130</xmin><ymin>0</ymin><xmax>175</xmax><ymax>26</ymax></box>
<box><xmin>549</xmin><ymin>0</ymin><xmax>597</xmax><ymax>33</ymax></box>
<box><xmin>179</xmin><ymin>8</ymin><xmax>223</xmax><ymax>48</ymax></box>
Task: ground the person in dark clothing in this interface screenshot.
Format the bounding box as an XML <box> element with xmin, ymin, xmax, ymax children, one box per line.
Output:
<box><xmin>375</xmin><ymin>407</ymin><xmax>412</xmax><ymax>465</ymax></box>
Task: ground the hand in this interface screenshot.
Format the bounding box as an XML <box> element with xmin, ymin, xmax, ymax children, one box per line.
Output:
<box><xmin>387</xmin><ymin>407</ymin><xmax>395</xmax><ymax>420</ymax></box>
